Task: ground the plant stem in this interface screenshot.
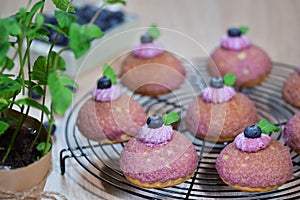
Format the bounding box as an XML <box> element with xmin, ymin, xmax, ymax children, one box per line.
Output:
<box><xmin>43</xmin><ymin>106</ymin><xmax>54</xmax><ymax>155</ymax></box>
<box><xmin>1</xmin><ymin>109</ymin><xmax>26</xmax><ymax>162</ymax></box>
<box><xmin>40</xmin><ymin>0</ymin><xmax>45</xmax><ymax>13</ymax></box>
<box><xmin>34</xmin><ymin>30</ymin><xmax>61</xmax><ymax>151</ymax></box>
<box><xmin>88</xmin><ymin>1</ymin><xmax>106</xmax><ymax>26</ymax></box>
<box><xmin>0</xmin><ymin>50</ymin><xmax>18</xmax><ymax>73</ymax></box>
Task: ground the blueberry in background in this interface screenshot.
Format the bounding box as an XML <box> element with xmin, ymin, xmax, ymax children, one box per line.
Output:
<box><xmin>66</xmin><ymin>84</ymin><xmax>78</xmax><ymax>93</ymax></box>
<box><xmin>40</xmin><ymin>5</ymin><xmax>125</xmax><ymax>46</ymax></box>
<box><xmin>28</xmin><ymin>90</ymin><xmax>42</xmax><ymax>100</ymax></box>
<box><xmin>43</xmin><ymin>121</ymin><xmax>57</xmax><ymax>136</ymax></box>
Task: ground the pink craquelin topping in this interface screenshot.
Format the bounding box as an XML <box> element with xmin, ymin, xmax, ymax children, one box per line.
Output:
<box><xmin>92</xmin><ymin>85</ymin><xmax>121</xmax><ymax>102</ymax></box>
<box><xmin>234</xmin><ymin>132</ymin><xmax>271</xmax><ymax>153</ymax></box>
<box><xmin>133</xmin><ymin>41</ymin><xmax>164</xmax><ymax>58</ymax></box>
<box><xmin>137</xmin><ymin>124</ymin><xmax>173</xmax><ymax>147</ymax></box>
<box><xmin>201</xmin><ymin>86</ymin><xmax>236</xmax><ymax>103</ymax></box>
<box><xmin>221</xmin><ymin>35</ymin><xmax>251</xmax><ymax>51</ymax></box>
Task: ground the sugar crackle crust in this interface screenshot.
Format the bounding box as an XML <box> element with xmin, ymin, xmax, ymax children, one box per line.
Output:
<box><xmin>216</xmin><ymin>140</ymin><xmax>293</xmax><ymax>192</ymax></box>
<box><xmin>120</xmin><ymin>131</ymin><xmax>198</xmax><ymax>188</ymax></box>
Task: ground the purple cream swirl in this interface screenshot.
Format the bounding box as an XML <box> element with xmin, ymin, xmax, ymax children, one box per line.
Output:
<box><xmin>201</xmin><ymin>86</ymin><xmax>236</xmax><ymax>103</ymax></box>
<box><xmin>221</xmin><ymin>35</ymin><xmax>251</xmax><ymax>51</ymax></box>
<box><xmin>92</xmin><ymin>85</ymin><xmax>121</xmax><ymax>102</ymax></box>
<box><xmin>133</xmin><ymin>41</ymin><xmax>164</xmax><ymax>58</ymax></box>
<box><xmin>234</xmin><ymin>132</ymin><xmax>271</xmax><ymax>153</ymax></box>
<box><xmin>297</xmin><ymin>66</ymin><xmax>300</xmax><ymax>74</ymax></box>
<box><xmin>137</xmin><ymin>124</ymin><xmax>174</xmax><ymax>147</ymax></box>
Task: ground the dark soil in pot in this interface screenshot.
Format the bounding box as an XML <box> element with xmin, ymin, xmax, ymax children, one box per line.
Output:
<box><xmin>0</xmin><ymin>125</ymin><xmax>44</xmax><ymax>169</ymax></box>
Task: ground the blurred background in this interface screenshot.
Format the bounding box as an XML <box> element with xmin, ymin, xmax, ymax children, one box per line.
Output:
<box><xmin>2</xmin><ymin>0</ymin><xmax>300</xmax><ymax>66</ymax></box>
<box><xmin>1</xmin><ymin>0</ymin><xmax>300</xmax><ymax>199</ymax></box>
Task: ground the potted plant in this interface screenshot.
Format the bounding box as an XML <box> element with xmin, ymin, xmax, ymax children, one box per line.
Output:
<box><xmin>0</xmin><ymin>0</ymin><xmax>125</xmax><ymax>197</ymax></box>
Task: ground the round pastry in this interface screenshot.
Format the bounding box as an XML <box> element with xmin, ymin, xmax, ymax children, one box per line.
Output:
<box><xmin>216</xmin><ymin>121</ymin><xmax>293</xmax><ymax>192</ymax></box>
<box><xmin>120</xmin><ymin>113</ymin><xmax>198</xmax><ymax>188</ymax></box>
<box><xmin>76</xmin><ymin>65</ymin><xmax>147</xmax><ymax>144</ymax></box>
<box><xmin>282</xmin><ymin>67</ymin><xmax>300</xmax><ymax>108</ymax></box>
<box><xmin>208</xmin><ymin>27</ymin><xmax>272</xmax><ymax>88</ymax></box>
<box><xmin>119</xmin><ymin>25</ymin><xmax>186</xmax><ymax>96</ymax></box>
<box><xmin>284</xmin><ymin>112</ymin><xmax>300</xmax><ymax>153</ymax></box>
<box><xmin>186</xmin><ymin>74</ymin><xmax>258</xmax><ymax>142</ymax></box>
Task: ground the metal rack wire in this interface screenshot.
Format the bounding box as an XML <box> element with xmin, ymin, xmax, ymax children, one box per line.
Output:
<box><xmin>60</xmin><ymin>58</ymin><xmax>300</xmax><ymax>199</ymax></box>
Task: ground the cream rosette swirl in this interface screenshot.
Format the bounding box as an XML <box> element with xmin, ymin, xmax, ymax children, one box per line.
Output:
<box><xmin>137</xmin><ymin>124</ymin><xmax>173</xmax><ymax>147</ymax></box>
<box><xmin>92</xmin><ymin>64</ymin><xmax>121</xmax><ymax>102</ymax></box>
<box><xmin>201</xmin><ymin>75</ymin><xmax>237</xmax><ymax>103</ymax></box>
<box><xmin>201</xmin><ymin>86</ymin><xmax>236</xmax><ymax>103</ymax></box>
<box><xmin>234</xmin><ymin>132</ymin><xmax>271</xmax><ymax>153</ymax></box>
<box><xmin>234</xmin><ymin>120</ymin><xmax>280</xmax><ymax>153</ymax></box>
<box><xmin>137</xmin><ymin>112</ymin><xmax>180</xmax><ymax>147</ymax></box>
<box><xmin>221</xmin><ymin>27</ymin><xmax>251</xmax><ymax>51</ymax></box>
<box><xmin>133</xmin><ymin>31</ymin><xmax>164</xmax><ymax>58</ymax></box>
<box><xmin>92</xmin><ymin>84</ymin><xmax>121</xmax><ymax>102</ymax></box>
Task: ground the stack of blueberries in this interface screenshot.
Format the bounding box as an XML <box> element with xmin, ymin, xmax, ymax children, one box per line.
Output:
<box><xmin>43</xmin><ymin>4</ymin><xmax>125</xmax><ymax>46</ymax></box>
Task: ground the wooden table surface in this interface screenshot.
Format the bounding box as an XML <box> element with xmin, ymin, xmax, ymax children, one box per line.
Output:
<box><xmin>2</xmin><ymin>0</ymin><xmax>300</xmax><ymax>199</ymax></box>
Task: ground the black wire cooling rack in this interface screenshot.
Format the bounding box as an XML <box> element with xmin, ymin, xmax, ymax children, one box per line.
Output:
<box><xmin>60</xmin><ymin>58</ymin><xmax>300</xmax><ymax>199</ymax></box>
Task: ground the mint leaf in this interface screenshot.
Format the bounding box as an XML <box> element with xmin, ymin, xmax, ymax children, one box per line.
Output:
<box><xmin>257</xmin><ymin>119</ymin><xmax>280</xmax><ymax>134</ymax></box>
<box><xmin>32</xmin><ymin>56</ymin><xmax>48</xmax><ymax>85</ymax></box>
<box><xmin>36</xmin><ymin>142</ymin><xmax>52</xmax><ymax>156</ymax></box>
<box><xmin>6</xmin><ymin>18</ymin><xmax>22</xmax><ymax>36</ymax></box>
<box><xmin>86</xmin><ymin>24</ymin><xmax>104</xmax><ymax>39</ymax></box>
<box><xmin>45</xmin><ymin>23</ymin><xmax>67</xmax><ymax>37</ymax></box>
<box><xmin>239</xmin><ymin>26</ymin><xmax>249</xmax><ymax>35</ymax></box>
<box><xmin>16</xmin><ymin>8</ymin><xmax>27</xmax><ymax>20</ymax></box>
<box><xmin>223</xmin><ymin>73</ymin><xmax>236</xmax><ymax>86</ymax></box>
<box><xmin>25</xmin><ymin>1</ymin><xmax>44</xmax><ymax>27</ymax></box>
<box><xmin>32</xmin><ymin>53</ymin><xmax>66</xmax><ymax>85</ymax></box>
<box><xmin>69</xmin><ymin>24</ymin><xmax>103</xmax><ymax>58</ymax></box>
<box><xmin>105</xmin><ymin>0</ymin><xmax>126</xmax><ymax>6</ymax></box>
<box><xmin>0</xmin><ymin>56</ymin><xmax>14</xmax><ymax>70</ymax></box>
<box><xmin>0</xmin><ymin>98</ymin><xmax>9</xmax><ymax>112</ymax></box>
<box><xmin>0</xmin><ymin>121</ymin><xmax>9</xmax><ymax>136</ymax></box>
<box><xmin>0</xmin><ymin>19</ymin><xmax>10</xmax><ymax>61</ymax></box>
<box><xmin>147</xmin><ymin>24</ymin><xmax>160</xmax><ymax>40</ymax></box>
<box><xmin>35</xmin><ymin>13</ymin><xmax>44</xmax><ymax>28</ymax></box>
<box><xmin>52</xmin><ymin>0</ymin><xmax>75</xmax><ymax>13</ymax></box>
<box><xmin>55</xmin><ymin>10</ymin><xmax>78</xmax><ymax>29</ymax></box>
<box><xmin>48</xmin><ymin>72</ymin><xmax>74</xmax><ymax>115</ymax></box>
<box><xmin>163</xmin><ymin>112</ymin><xmax>179</xmax><ymax>126</ymax></box>
<box><xmin>0</xmin><ymin>42</ymin><xmax>10</xmax><ymax>62</ymax></box>
<box><xmin>69</xmin><ymin>23</ymin><xmax>90</xmax><ymax>58</ymax></box>
<box><xmin>32</xmin><ymin>28</ymin><xmax>50</xmax><ymax>42</ymax></box>
<box><xmin>103</xmin><ymin>64</ymin><xmax>116</xmax><ymax>84</ymax></box>
<box><xmin>15</xmin><ymin>98</ymin><xmax>51</xmax><ymax>115</ymax></box>
<box><xmin>0</xmin><ymin>75</ymin><xmax>21</xmax><ymax>99</ymax></box>
<box><xmin>49</xmin><ymin>51</ymin><xmax>66</xmax><ymax>71</ymax></box>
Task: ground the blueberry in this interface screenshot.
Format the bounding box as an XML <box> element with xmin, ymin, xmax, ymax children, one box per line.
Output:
<box><xmin>227</xmin><ymin>27</ymin><xmax>242</xmax><ymax>37</ymax></box>
<box><xmin>76</xmin><ymin>5</ymin><xmax>97</xmax><ymax>24</ymax></box>
<box><xmin>80</xmin><ymin>5</ymin><xmax>97</xmax><ymax>20</ymax></box>
<box><xmin>55</xmin><ymin>33</ymin><xmax>68</xmax><ymax>46</ymax></box>
<box><xmin>109</xmin><ymin>18</ymin><xmax>121</xmax><ymax>28</ymax></box>
<box><xmin>210</xmin><ymin>77</ymin><xmax>224</xmax><ymax>88</ymax></box>
<box><xmin>66</xmin><ymin>84</ymin><xmax>77</xmax><ymax>93</ymax></box>
<box><xmin>147</xmin><ymin>115</ymin><xmax>163</xmax><ymax>129</ymax></box>
<box><xmin>77</xmin><ymin>17</ymin><xmax>88</xmax><ymax>25</ymax></box>
<box><xmin>140</xmin><ymin>33</ymin><xmax>153</xmax><ymax>44</ymax></box>
<box><xmin>113</xmin><ymin>11</ymin><xmax>124</xmax><ymax>22</ymax></box>
<box><xmin>244</xmin><ymin>125</ymin><xmax>262</xmax><ymax>138</ymax></box>
<box><xmin>43</xmin><ymin>14</ymin><xmax>57</xmax><ymax>25</ymax></box>
<box><xmin>28</xmin><ymin>90</ymin><xmax>42</xmax><ymax>100</ymax></box>
<box><xmin>43</xmin><ymin>121</ymin><xmax>56</xmax><ymax>135</ymax></box>
<box><xmin>97</xmin><ymin>76</ymin><xmax>112</xmax><ymax>89</ymax></box>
